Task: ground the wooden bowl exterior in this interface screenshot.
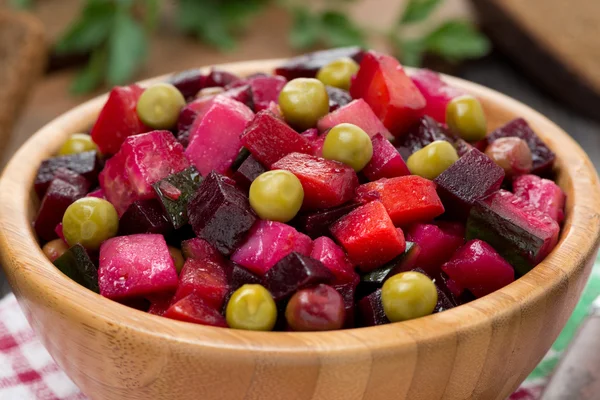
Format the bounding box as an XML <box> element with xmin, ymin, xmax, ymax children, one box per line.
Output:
<box><xmin>0</xmin><ymin>60</ymin><xmax>599</xmax><ymax>400</ymax></box>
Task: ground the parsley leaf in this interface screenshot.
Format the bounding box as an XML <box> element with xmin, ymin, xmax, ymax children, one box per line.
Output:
<box><xmin>401</xmin><ymin>0</ymin><xmax>442</xmax><ymax>24</ymax></box>
<box><xmin>424</xmin><ymin>20</ymin><xmax>491</xmax><ymax>61</ymax></box>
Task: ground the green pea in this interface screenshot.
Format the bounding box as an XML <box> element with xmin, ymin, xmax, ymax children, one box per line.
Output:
<box><xmin>168</xmin><ymin>246</ymin><xmax>185</xmax><ymax>274</ymax></box>
<box><xmin>226</xmin><ymin>284</ymin><xmax>277</xmax><ymax>331</ymax></box>
<box><xmin>278</xmin><ymin>78</ymin><xmax>329</xmax><ymax>131</ymax></box>
<box><xmin>62</xmin><ymin>198</ymin><xmax>119</xmax><ymax>251</ymax></box>
<box><xmin>322</xmin><ymin>123</ymin><xmax>373</xmax><ymax>171</ymax></box>
<box><xmin>382</xmin><ymin>271</ymin><xmax>438</xmax><ymax>322</ymax></box>
<box><xmin>316</xmin><ymin>57</ymin><xmax>359</xmax><ymax>91</ymax></box>
<box><xmin>136</xmin><ymin>83</ymin><xmax>186</xmax><ymax>130</ymax></box>
<box><xmin>407</xmin><ymin>140</ymin><xmax>458</xmax><ymax>180</ymax></box>
<box><xmin>249</xmin><ymin>170</ymin><xmax>304</xmax><ymax>222</ymax></box>
<box><xmin>446</xmin><ymin>95</ymin><xmax>487</xmax><ymax>141</ymax></box>
<box><xmin>58</xmin><ymin>134</ymin><xmax>98</xmax><ymax>156</ymax></box>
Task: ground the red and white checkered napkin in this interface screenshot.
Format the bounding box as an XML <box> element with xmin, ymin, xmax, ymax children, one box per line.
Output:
<box><xmin>0</xmin><ymin>294</ymin><xmax>86</xmax><ymax>400</ymax></box>
<box><xmin>0</xmin><ymin>292</ymin><xmax>541</xmax><ymax>400</ymax></box>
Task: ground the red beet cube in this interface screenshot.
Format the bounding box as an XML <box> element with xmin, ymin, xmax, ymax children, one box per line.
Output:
<box><xmin>181</xmin><ymin>238</ymin><xmax>224</xmax><ymax>263</ymax></box>
<box><xmin>442</xmin><ymin>239</ymin><xmax>515</xmax><ymax>298</ymax></box>
<box><xmin>486</xmin><ymin>118</ymin><xmax>555</xmax><ymax>174</ymax></box>
<box><xmin>34</xmin><ymin>179</ymin><xmax>87</xmax><ymax>241</ymax></box>
<box><xmin>164</xmin><ymin>294</ymin><xmax>227</xmax><ymax>327</ymax></box>
<box><xmin>317</xmin><ymin>99</ymin><xmax>393</xmax><ymax>140</ymax></box>
<box><xmin>263</xmin><ymin>252</ymin><xmax>333</xmax><ymax>301</ymax></box>
<box><xmin>35</xmin><ymin>151</ymin><xmax>100</xmax><ymax>198</ymax></box>
<box><xmin>355</xmin><ymin>176</ymin><xmax>444</xmax><ymax>226</ymax></box>
<box><xmin>274</xmin><ymin>46</ymin><xmax>365</xmax><ymax>80</ymax></box>
<box><xmin>187</xmin><ymin>172</ymin><xmax>257</xmax><ymax>256</ymax></box>
<box><xmin>170</xmin><ymin>69</ymin><xmax>207</xmax><ymax>99</ymax></box>
<box><xmin>434</xmin><ymin>149</ymin><xmax>505</xmax><ymax>219</ymax></box>
<box><xmin>395</xmin><ymin>116</ymin><xmax>454</xmax><ymax>160</ymax></box>
<box><xmin>300</xmin><ymin>128</ymin><xmax>319</xmax><ymax>142</ymax></box>
<box><xmin>185</xmin><ymin>96</ymin><xmax>254</xmax><ymax>176</ymax></box>
<box><xmin>231</xmin><ymin>220</ymin><xmax>312</xmax><ymax>276</ymax></box>
<box><xmin>148</xmin><ymin>294</ymin><xmax>174</xmax><ymax>316</ymax></box>
<box><xmin>91</xmin><ymin>85</ymin><xmax>147</xmax><ymax>155</ymax></box>
<box><xmin>410</xmin><ymin>69</ymin><xmax>467</xmax><ymax>123</ymax></box>
<box><xmin>229</xmin><ymin>262</ymin><xmax>262</xmax><ymax>293</ymax></box>
<box><xmin>100</xmin><ymin>130</ymin><xmax>190</xmax><ymax>215</ymax></box>
<box><xmin>248</xmin><ymin>76</ymin><xmax>287</xmax><ymax>112</ymax></box>
<box><xmin>98</xmin><ymin>234</ymin><xmax>178</xmax><ymax>300</ymax></box>
<box><xmin>513</xmin><ymin>174</ymin><xmax>566</xmax><ymax>223</ymax></box>
<box><xmin>118</xmin><ymin>199</ymin><xmax>172</xmax><ymax>236</ymax></box>
<box><xmin>350</xmin><ymin>51</ymin><xmax>426</xmax><ymax>135</ymax></box>
<box><xmin>363</xmin><ymin>133</ymin><xmax>410</xmax><ymax>180</ymax></box>
<box><xmin>326</xmin><ymin>86</ymin><xmax>352</xmax><ymax>112</ymax></box>
<box><xmin>87</xmin><ymin>188</ymin><xmax>105</xmax><ymax>199</ymax></box>
<box><xmin>272</xmin><ymin>152</ymin><xmax>359</xmax><ymax>210</ymax></box>
<box><xmin>467</xmin><ymin>190</ymin><xmax>560</xmax><ymax>275</ymax></box>
<box><xmin>176</xmin><ymin>96</ymin><xmax>216</xmax><ymax>137</ymax></box>
<box><xmin>232</xmin><ymin>155</ymin><xmax>267</xmax><ymax>191</ymax></box>
<box><xmin>310</xmin><ymin>236</ymin><xmax>357</xmax><ymax>285</ymax></box>
<box><xmin>330</xmin><ymin>201</ymin><xmax>406</xmax><ymax>271</ymax></box>
<box><xmin>454</xmin><ymin>138</ymin><xmax>473</xmax><ymax>157</ymax></box>
<box><xmin>357</xmin><ymin>289</ymin><xmax>389</xmax><ymax>326</ymax></box>
<box><xmin>174</xmin><ymin>257</ymin><xmax>230</xmax><ymax>309</ymax></box>
<box><xmin>333</xmin><ymin>274</ymin><xmax>359</xmax><ymax>328</ymax></box>
<box><xmin>405</xmin><ymin>222</ymin><xmax>465</xmax><ymax>276</ymax></box>
<box><xmin>293</xmin><ymin>202</ymin><xmax>358</xmax><ymax>239</ymax></box>
<box><xmin>241</xmin><ymin>110</ymin><xmax>313</xmax><ymax>167</ymax></box>
<box><xmin>205</xmin><ymin>68</ymin><xmax>240</xmax><ymax>88</ymax></box>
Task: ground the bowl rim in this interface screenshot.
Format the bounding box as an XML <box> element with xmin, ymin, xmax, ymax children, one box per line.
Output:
<box><xmin>1</xmin><ymin>58</ymin><xmax>599</xmax><ymax>354</ymax></box>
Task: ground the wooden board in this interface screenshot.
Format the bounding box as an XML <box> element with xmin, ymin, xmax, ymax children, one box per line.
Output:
<box><xmin>471</xmin><ymin>0</ymin><xmax>600</xmax><ymax>120</ymax></box>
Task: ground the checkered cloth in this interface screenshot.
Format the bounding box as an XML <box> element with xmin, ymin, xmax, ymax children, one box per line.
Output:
<box><xmin>0</xmin><ymin>294</ymin><xmax>86</xmax><ymax>400</ymax></box>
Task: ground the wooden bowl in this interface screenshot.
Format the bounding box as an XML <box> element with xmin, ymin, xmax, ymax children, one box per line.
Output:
<box><xmin>0</xmin><ymin>59</ymin><xmax>599</xmax><ymax>400</ymax></box>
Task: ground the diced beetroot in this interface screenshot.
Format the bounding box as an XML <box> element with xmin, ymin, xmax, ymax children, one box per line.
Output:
<box><xmin>395</xmin><ymin>116</ymin><xmax>453</xmax><ymax>160</ymax></box>
<box><xmin>174</xmin><ymin>257</ymin><xmax>230</xmax><ymax>309</ymax></box>
<box><xmin>50</xmin><ymin>168</ymin><xmax>90</xmax><ymax>195</ymax></box>
<box><xmin>98</xmin><ymin>234</ymin><xmax>178</xmax><ymax>300</ymax></box>
<box><xmin>232</xmin><ymin>155</ymin><xmax>266</xmax><ymax>191</ymax></box>
<box><xmin>170</xmin><ymin>69</ymin><xmax>207</xmax><ymax>99</ymax></box>
<box><xmin>187</xmin><ymin>172</ymin><xmax>257</xmax><ymax>256</ymax></box>
<box><xmin>86</xmin><ymin>188</ymin><xmax>105</xmax><ymax>199</ymax></box>
<box><xmin>204</xmin><ymin>68</ymin><xmax>240</xmax><ymax>88</ymax></box>
<box><xmin>434</xmin><ymin>149</ymin><xmax>505</xmax><ymax>219</ymax></box>
<box><xmin>248</xmin><ymin>76</ymin><xmax>286</xmax><ymax>112</ymax></box>
<box><xmin>91</xmin><ymin>85</ymin><xmax>147</xmax><ymax>155</ymax></box>
<box><xmin>513</xmin><ymin>174</ymin><xmax>565</xmax><ymax>223</ymax></box>
<box><xmin>333</xmin><ymin>273</ymin><xmax>359</xmax><ymax>328</ymax></box>
<box><xmin>330</xmin><ymin>201</ymin><xmax>406</xmax><ymax>271</ymax></box>
<box><xmin>34</xmin><ymin>179</ymin><xmax>87</xmax><ymax>241</ymax></box>
<box><xmin>350</xmin><ymin>51</ymin><xmax>426</xmax><ymax>135</ymax></box>
<box><xmin>35</xmin><ymin>151</ymin><xmax>100</xmax><ymax>198</ymax></box>
<box><xmin>442</xmin><ymin>239</ymin><xmax>515</xmax><ymax>298</ymax></box>
<box><xmin>274</xmin><ymin>46</ymin><xmax>365</xmax><ymax>80</ymax></box>
<box><xmin>223</xmin><ymin>85</ymin><xmax>253</xmax><ymax>108</ymax></box>
<box><xmin>310</xmin><ymin>236</ymin><xmax>356</xmax><ymax>285</ymax></box>
<box><xmin>293</xmin><ymin>202</ymin><xmax>358</xmax><ymax>239</ymax></box>
<box><xmin>147</xmin><ymin>293</ymin><xmax>174</xmax><ymax>316</ymax></box>
<box><xmin>176</xmin><ymin>96</ymin><xmax>216</xmax><ymax>136</ymax></box>
<box><xmin>355</xmin><ymin>176</ymin><xmax>444</xmax><ymax>226</ymax></box>
<box><xmin>405</xmin><ymin>222</ymin><xmax>465</xmax><ymax>276</ymax></box>
<box><xmin>241</xmin><ymin>110</ymin><xmax>313</xmax><ymax>167</ymax></box>
<box><xmin>54</xmin><ymin>223</ymin><xmax>66</xmax><ymax>243</ymax></box>
<box><xmin>163</xmin><ymin>294</ymin><xmax>228</xmax><ymax>327</ymax></box>
<box><xmin>454</xmin><ymin>138</ymin><xmax>473</xmax><ymax>157</ymax></box>
<box><xmin>231</xmin><ymin>221</ymin><xmax>312</xmax><ymax>276</ymax></box>
<box><xmin>272</xmin><ymin>153</ymin><xmax>359</xmax><ymax>210</ymax></box>
<box><xmin>326</xmin><ymin>86</ymin><xmax>352</xmax><ymax>112</ymax></box>
<box><xmin>467</xmin><ymin>190</ymin><xmax>560</xmax><ymax>275</ymax></box>
<box><xmin>185</xmin><ymin>96</ymin><xmax>254</xmax><ymax>175</ymax></box>
<box><xmin>300</xmin><ymin>128</ymin><xmax>319</xmax><ymax>142</ymax></box>
<box><xmin>181</xmin><ymin>237</ymin><xmax>223</xmax><ymax>262</ymax></box>
<box><xmin>229</xmin><ymin>262</ymin><xmax>261</xmax><ymax>293</ymax></box>
<box><xmin>118</xmin><ymin>199</ymin><xmax>172</xmax><ymax>236</ymax></box>
<box><xmin>263</xmin><ymin>252</ymin><xmax>333</xmax><ymax>301</ymax></box>
<box><xmin>100</xmin><ymin>130</ymin><xmax>190</xmax><ymax>215</ymax></box>
<box><xmin>486</xmin><ymin>118</ymin><xmax>555</xmax><ymax>174</ymax></box>
<box><xmin>357</xmin><ymin>289</ymin><xmax>389</xmax><ymax>326</ymax></box>
<box><xmin>311</xmin><ymin>133</ymin><xmax>327</xmax><ymax>157</ymax></box>
<box><xmin>410</xmin><ymin>69</ymin><xmax>467</xmax><ymax>123</ymax></box>
<box><xmin>363</xmin><ymin>133</ymin><xmax>410</xmax><ymax>180</ymax></box>
<box><xmin>317</xmin><ymin>99</ymin><xmax>393</xmax><ymax>140</ymax></box>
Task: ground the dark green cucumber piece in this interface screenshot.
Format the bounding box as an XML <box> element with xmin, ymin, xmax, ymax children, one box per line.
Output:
<box><xmin>53</xmin><ymin>244</ymin><xmax>99</xmax><ymax>293</ymax></box>
<box><xmin>152</xmin><ymin>166</ymin><xmax>202</xmax><ymax>229</ymax></box>
<box><xmin>359</xmin><ymin>242</ymin><xmax>420</xmax><ymax>296</ymax></box>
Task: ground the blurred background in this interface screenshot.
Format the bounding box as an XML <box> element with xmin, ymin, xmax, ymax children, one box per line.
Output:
<box><xmin>1</xmin><ymin>0</ymin><xmax>599</xmax><ymax>166</ymax></box>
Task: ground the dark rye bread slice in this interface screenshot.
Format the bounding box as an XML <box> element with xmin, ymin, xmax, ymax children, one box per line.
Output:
<box><xmin>0</xmin><ymin>11</ymin><xmax>46</xmax><ymax>161</ymax></box>
<box><xmin>471</xmin><ymin>0</ymin><xmax>600</xmax><ymax>121</ymax></box>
